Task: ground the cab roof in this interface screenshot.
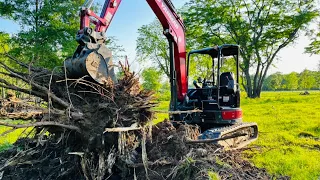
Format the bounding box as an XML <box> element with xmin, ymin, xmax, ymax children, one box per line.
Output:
<box><xmin>188</xmin><ymin>44</ymin><xmax>239</xmax><ymax>57</ymax></box>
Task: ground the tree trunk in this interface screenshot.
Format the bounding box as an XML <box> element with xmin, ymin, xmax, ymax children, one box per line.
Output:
<box><xmin>244</xmin><ymin>70</ymin><xmax>253</xmax><ymax>98</ymax></box>
<box><xmin>255</xmin><ymin>87</ymin><xmax>261</xmax><ymax>98</ymax></box>
<box><xmin>253</xmin><ymin>63</ymin><xmax>261</xmax><ymax>97</ymax></box>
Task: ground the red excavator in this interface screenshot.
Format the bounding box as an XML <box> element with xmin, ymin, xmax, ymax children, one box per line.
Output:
<box><xmin>65</xmin><ymin>0</ymin><xmax>258</xmax><ymax>149</ymax></box>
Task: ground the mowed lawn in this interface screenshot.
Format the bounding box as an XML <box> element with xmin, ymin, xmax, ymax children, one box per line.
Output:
<box><xmin>152</xmin><ymin>91</ymin><xmax>320</xmax><ymax>180</ymax></box>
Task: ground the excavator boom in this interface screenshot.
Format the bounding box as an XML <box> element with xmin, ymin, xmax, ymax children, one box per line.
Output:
<box><xmin>65</xmin><ymin>0</ymin><xmax>258</xmax><ymax>150</ymax></box>
<box><xmin>66</xmin><ymin>0</ymin><xmax>187</xmax><ymax>103</ymax></box>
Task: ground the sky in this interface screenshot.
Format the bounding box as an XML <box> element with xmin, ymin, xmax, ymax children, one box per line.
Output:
<box><xmin>0</xmin><ymin>0</ymin><xmax>319</xmax><ymax>75</ymax></box>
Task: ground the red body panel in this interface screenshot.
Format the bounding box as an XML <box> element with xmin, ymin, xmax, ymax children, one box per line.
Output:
<box><xmin>221</xmin><ymin>110</ymin><xmax>243</xmax><ymax>120</ymax></box>
<box><xmin>78</xmin><ymin>0</ymin><xmax>187</xmax><ymax>101</ymax></box>
<box><xmin>80</xmin><ymin>0</ymin><xmax>122</xmax><ymax>32</ymax></box>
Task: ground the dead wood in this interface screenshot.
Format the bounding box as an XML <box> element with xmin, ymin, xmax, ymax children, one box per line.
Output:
<box><xmin>104</xmin><ymin>127</ymin><xmax>141</xmax><ymax>133</ymax></box>
<box><xmin>0</xmin><ymin>54</ymin><xmax>289</xmax><ymax>180</ymax></box>
<box><xmin>0</xmin><ymin>54</ymin><xmax>158</xmax><ymax>179</ymax></box>
<box><xmin>0</xmin><ymin>121</ymin><xmax>81</xmax><ymax>132</ymax></box>
<box><xmin>128</xmin><ymin>160</ymin><xmax>175</xmax><ymax>168</ymax></box>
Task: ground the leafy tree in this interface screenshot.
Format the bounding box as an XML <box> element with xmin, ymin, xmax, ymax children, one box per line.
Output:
<box><xmin>136</xmin><ymin>19</ymin><xmax>231</xmax><ymax>84</ymax></box>
<box><xmin>305</xmin><ymin>23</ymin><xmax>320</xmax><ymax>55</ymax></box>
<box><xmin>188</xmin><ymin>54</ymin><xmax>213</xmax><ymax>81</ymax></box>
<box><xmin>262</xmin><ymin>70</ymin><xmax>320</xmax><ymax>91</ymax></box>
<box><xmin>0</xmin><ymin>32</ymin><xmax>9</xmax><ymax>53</ymax></box>
<box><xmin>141</xmin><ymin>67</ymin><xmax>162</xmax><ymax>92</ymax></box>
<box><xmin>157</xmin><ymin>81</ymin><xmax>171</xmax><ymax>101</ymax></box>
<box><xmin>136</xmin><ymin>20</ymin><xmax>170</xmax><ymax>78</ymax></box>
<box><xmin>299</xmin><ymin>69</ymin><xmax>316</xmax><ymax>90</ymax></box>
<box><xmin>182</xmin><ymin>0</ymin><xmax>318</xmax><ymax>98</ymax></box>
<box><xmin>311</xmin><ymin>70</ymin><xmax>320</xmax><ymax>89</ymax></box>
<box><xmin>0</xmin><ymin>0</ymin><xmax>86</xmax><ymax>68</ymax></box>
<box><xmin>284</xmin><ymin>72</ymin><xmax>299</xmax><ymax>90</ymax></box>
<box><xmin>0</xmin><ymin>0</ymin><xmax>123</xmax><ymax>69</ymax></box>
<box><xmin>264</xmin><ymin>72</ymin><xmax>283</xmax><ymax>91</ymax></box>
<box><xmin>0</xmin><ymin>32</ymin><xmax>10</xmax><ymax>98</ymax></box>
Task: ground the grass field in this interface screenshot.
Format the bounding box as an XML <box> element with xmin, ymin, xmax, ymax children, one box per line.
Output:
<box><xmin>0</xmin><ymin>91</ymin><xmax>319</xmax><ymax>179</ymax></box>
<box><xmin>242</xmin><ymin>91</ymin><xmax>320</xmax><ymax>180</ymax></box>
<box><xmin>0</xmin><ymin>120</ymin><xmax>33</xmax><ymax>151</ymax></box>
<box><xmin>152</xmin><ymin>91</ymin><xmax>320</xmax><ymax>180</ymax></box>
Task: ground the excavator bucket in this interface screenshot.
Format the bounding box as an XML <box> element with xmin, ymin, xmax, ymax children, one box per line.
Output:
<box><xmin>64</xmin><ymin>44</ymin><xmax>117</xmax><ymax>84</ymax></box>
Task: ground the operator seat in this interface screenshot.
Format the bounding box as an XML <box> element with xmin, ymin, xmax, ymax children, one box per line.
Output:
<box><xmin>220</xmin><ymin>72</ymin><xmax>235</xmax><ymax>93</ymax></box>
<box><xmin>219</xmin><ymin>72</ymin><xmax>236</xmax><ymax>106</ymax></box>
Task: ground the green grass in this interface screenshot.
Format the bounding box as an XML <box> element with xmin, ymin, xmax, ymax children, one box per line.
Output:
<box><xmin>0</xmin><ymin>119</ymin><xmax>32</xmax><ymax>151</ymax></box>
<box><xmin>242</xmin><ymin>91</ymin><xmax>320</xmax><ymax>180</ymax></box>
<box><xmin>152</xmin><ymin>101</ymin><xmax>170</xmax><ymax>124</ymax></box>
<box><xmin>153</xmin><ymin>91</ymin><xmax>320</xmax><ymax>179</ymax></box>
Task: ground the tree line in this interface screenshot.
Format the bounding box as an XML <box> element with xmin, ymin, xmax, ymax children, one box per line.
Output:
<box><xmin>263</xmin><ymin>69</ymin><xmax>320</xmax><ymax>91</ymax></box>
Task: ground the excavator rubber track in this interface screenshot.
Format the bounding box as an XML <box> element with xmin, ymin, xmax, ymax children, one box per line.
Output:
<box><xmin>200</xmin><ymin>122</ymin><xmax>258</xmax><ymax>150</ymax></box>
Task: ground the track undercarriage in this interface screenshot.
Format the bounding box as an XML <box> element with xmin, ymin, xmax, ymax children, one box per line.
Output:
<box><xmin>200</xmin><ymin>122</ymin><xmax>258</xmax><ymax>150</ymax></box>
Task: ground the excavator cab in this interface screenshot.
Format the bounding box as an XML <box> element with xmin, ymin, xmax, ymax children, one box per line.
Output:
<box><xmin>175</xmin><ymin>45</ymin><xmax>258</xmax><ymax>149</ymax></box>
<box><xmin>186</xmin><ymin>44</ymin><xmax>241</xmax><ymax>110</ymax></box>
<box><xmin>180</xmin><ymin>45</ymin><xmax>242</xmax><ymax>127</ymax></box>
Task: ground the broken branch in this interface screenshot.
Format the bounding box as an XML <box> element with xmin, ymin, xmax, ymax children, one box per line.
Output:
<box><xmin>0</xmin><ymin>121</ymin><xmax>81</xmax><ymax>132</ymax></box>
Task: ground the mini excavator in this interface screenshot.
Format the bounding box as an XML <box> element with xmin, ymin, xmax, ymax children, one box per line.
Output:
<box><xmin>65</xmin><ymin>0</ymin><xmax>258</xmax><ymax>149</ymax></box>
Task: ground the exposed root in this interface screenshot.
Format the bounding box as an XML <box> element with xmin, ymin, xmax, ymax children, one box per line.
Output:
<box><xmin>0</xmin><ymin>54</ymin><xmax>289</xmax><ymax>180</ymax></box>
<box><xmin>0</xmin><ymin>121</ymin><xmax>81</xmax><ymax>132</ymax></box>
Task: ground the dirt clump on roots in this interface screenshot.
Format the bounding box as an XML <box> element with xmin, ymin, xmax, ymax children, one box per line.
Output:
<box><xmin>132</xmin><ymin>121</ymin><xmax>290</xmax><ymax>180</ymax></box>
<box><xmin>0</xmin><ymin>55</ymin><xmax>289</xmax><ymax>179</ymax></box>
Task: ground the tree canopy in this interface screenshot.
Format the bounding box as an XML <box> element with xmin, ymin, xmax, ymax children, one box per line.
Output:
<box><xmin>305</xmin><ymin>23</ymin><xmax>320</xmax><ymax>55</ymax></box>
<box><xmin>136</xmin><ymin>19</ymin><xmax>170</xmax><ymax>78</ymax></box>
<box><xmin>136</xmin><ymin>19</ymin><xmax>216</xmax><ymax>82</ymax></box>
<box><xmin>182</xmin><ymin>0</ymin><xmax>319</xmax><ymax>98</ymax></box>
<box><xmin>0</xmin><ymin>0</ymin><xmax>85</xmax><ymax>68</ymax></box>
<box><xmin>0</xmin><ymin>0</ymin><xmax>123</xmax><ymax>69</ymax></box>
<box><xmin>141</xmin><ymin>67</ymin><xmax>162</xmax><ymax>91</ymax></box>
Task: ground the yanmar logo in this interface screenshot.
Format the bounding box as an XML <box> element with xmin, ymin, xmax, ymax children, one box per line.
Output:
<box><xmin>158</xmin><ymin>0</ymin><xmax>179</xmax><ymax>29</ymax></box>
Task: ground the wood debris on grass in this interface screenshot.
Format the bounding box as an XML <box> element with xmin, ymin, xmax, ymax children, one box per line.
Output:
<box><xmin>0</xmin><ymin>54</ymin><xmax>289</xmax><ymax>179</ymax></box>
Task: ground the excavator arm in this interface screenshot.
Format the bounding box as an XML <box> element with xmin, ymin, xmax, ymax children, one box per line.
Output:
<box><xmin>67</xmin><ymin>0</ymin><xmax>187</xmax><ymax>105</ymax></box>
<box><xmin>67</xmin><ymin>0</ymin><xmax>259</xmax><ymax>149</ymax></box>
<box><xmin>79</xmin><ymin>0</ymin><xmax>122</xmax><ymax>34</ymax></box>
